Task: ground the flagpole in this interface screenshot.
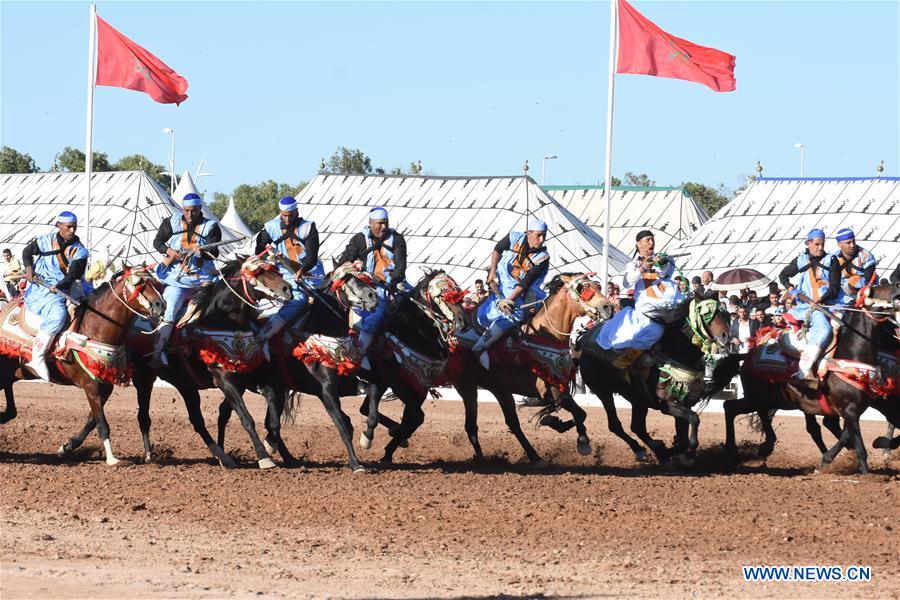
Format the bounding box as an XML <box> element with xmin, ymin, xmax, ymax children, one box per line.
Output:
<box><xmin>84</xmin><ymin>4</ymin><xmax>97</xmax><ymax>253</ymax></box>
<box><xmin>601</xmin><ymin>0</ymin><xmax>618</xmax><ymax>295</ymax></box>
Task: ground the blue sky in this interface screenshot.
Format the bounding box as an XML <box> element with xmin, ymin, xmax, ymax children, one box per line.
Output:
<box><xmin>2</xmin><ymin>1</ymin><xmax>898</xmax><ymax>198</ymax></box>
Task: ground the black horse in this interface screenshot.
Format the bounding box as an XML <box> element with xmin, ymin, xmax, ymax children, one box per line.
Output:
<box><xmin>574</xmin><ymin>297</ymin><xmax>732</xmax><ymax>463</ymax></box>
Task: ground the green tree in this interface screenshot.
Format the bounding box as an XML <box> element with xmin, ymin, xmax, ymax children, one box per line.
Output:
<box><xmin>682</xmin><ymin>181</ymin><xmax>731</xmax><ymax>217</ymax></box>
<box><xmin>209</xmin><ymin>180</ymin><xmax>308</xmax><ymax>233</ymax></box>
<box><xmin>324</xmin><ymin>147</ymin><xmax>372</xmax><ymax>175</ymax></box>
<box><xmin>623</xmin><ymin>172</ymin><xmax>655</xmax><ymax>187</ymax></box>
<box><xmin>53</xmin><ymin>146</ymin><xmax>110</xmax><ymax>172</ymax></box>
<box><xmin>0</xmin><ymin>146</ymin><xmax>39</xmax><ymax>173</ymax></box>
<box><xmin>111</xmin><ymin>154</ymin><xmax>171</xmax><ymax>190</ymax></box>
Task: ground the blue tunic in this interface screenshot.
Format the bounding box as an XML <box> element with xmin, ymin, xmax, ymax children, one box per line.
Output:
<box><xmin>24</xmin><ymin>232</ymin><xmax>89</xmax><ymax>334</ymax></box>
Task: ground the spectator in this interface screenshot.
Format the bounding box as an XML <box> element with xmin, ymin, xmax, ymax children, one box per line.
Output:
<box><xmin>2</xmin><ymin>247</ymin><xmax>22</xmax><ymax>300</ymax></box>
<box><xmin>468</xmin><ymin>278</ymin><xmax>488</xmax><ymax>302</ymax></box>
<box><xmin>752</xmin><ymin>305</ymin><xmax>769</xmax><ymax>328</ymax></box>
<box><xmin>745</xmin><ymin>289</ymin><xmax>759</xmax><ymax>310</ymax></box>
<box><xmin>764</xmin><ymin>291</ymin><xmax>782</xmax><ymax>315</ymax></box>
<box><xmin>730</xmin><ymin>305</ymin><xmax>759</xmax><ymax>353</ymax></box>
<box><xmin>727</xmin><ymin>294</ymin><xmax>741</xmax><ymax>315</ymax></box>
<box><xmin>675</xmin><ymin>275</ymin><xmax>689</xmax><ymax>294</ymax></box>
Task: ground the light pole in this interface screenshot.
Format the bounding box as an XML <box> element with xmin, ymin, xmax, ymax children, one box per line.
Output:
<box><xmin>794</xmin><ymin>143</ymin><xmax>804</xmax><ymax>177</ymax></box>
<box><xmin>163</xmin><ymin>128</ymin><xmax>176</xmax><ymax>195</ymax></box>
<box><xmin>541</xmin><ymin>154</ymin><xmax>557</xmax><ymax>186</ymax></box>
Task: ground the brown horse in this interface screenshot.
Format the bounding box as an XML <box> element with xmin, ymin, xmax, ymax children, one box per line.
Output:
<box><xmin>449</xmin><ymin>273</ymin><xmax>613</xmax><ymax>464</ymax></box>
<box><xmin>0</xmin><ymin>267</ymin><xmax>164</xmax><ymax>465</ymax></box>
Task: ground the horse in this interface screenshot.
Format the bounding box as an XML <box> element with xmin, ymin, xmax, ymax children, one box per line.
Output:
<box><xmin>59</xmin><ymin>255</ymin><xmax>293</xmax><ymax>468</ymax></box>
<box><xmin>444</xmin><ymin>273</ymin><xmax>612</xmax><ymax>465</ymax></box>
<box><xmin>0</xmin><ymin>267</ymin><xmax>164</xmax><ymax>465</ymax></box>
<box><xmin>214</xmin><ymin>262</ymin><xmax>382</xmax><ymax>471</ymax></box>
<box><xmin>575</xmin><ymin>297</ymin><xmax>732</xmax><ymax>463</ymax></box>
<box><xmin>709</xmin><ymin>281</ymin><xmax>900</xmax><ymax>473</ymax></box>
<box><xmin>353</xmin><ymin>270</ymin><xmax>467</xmax><ymax>462</ymax></box>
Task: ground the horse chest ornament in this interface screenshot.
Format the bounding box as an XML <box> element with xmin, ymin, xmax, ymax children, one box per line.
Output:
<box><xmin>192</xmin><ymin>329</ymin><xmax>266</xmax><ymax>373</ymax></box>
<box><xmin>292</xmin><ymin>333</ymin><xmax>364</xmax><ymax>375</ymax></box>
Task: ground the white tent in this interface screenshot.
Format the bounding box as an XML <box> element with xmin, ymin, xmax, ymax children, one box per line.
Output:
<box><xmin>291</xmin><ymin>173</ymin><xmax>630</xmax><ymax>287</ymax></box>
<box><xmin>671</xmin><ymin>177</ymin><xmax>900</xmax><ymax>282</ymax></box>
<box><xmin>545</xmin><ymin>185</ymin><xmax>708</xmax><ymax>253</ymax></box>
<box><xmin>0</xmin><ymin>170</ymin><xmax>182</xmax><ymax>265</ymax></box>
<box><xmin>221</xmin><ymin>197</ymin><xmax>253</xmax><ymax>237</ymax></box>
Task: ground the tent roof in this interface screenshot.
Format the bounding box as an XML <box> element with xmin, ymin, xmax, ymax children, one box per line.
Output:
<box><xmin>0</xmin><ymin>171</ymin><xmax>241</xmax><ymax>264</ymax></box>
<box><xmin>221</xmin><ymin>197</ymin><xmax>253</xmax><ymax>237</ymax></box>
<box><xmin>671</xmin><ymin>177</ymin><xmax>900</xmax><ymax>282</ymax></box>
<box><xmin>545</xmin><ymin>184</ymin><xmax>708</xmax><ymax>253</ymax></box>
<box><xmin>291</xmin><ymin>173</ymin><xmax>630</xmax><ymax>286</ymax></box>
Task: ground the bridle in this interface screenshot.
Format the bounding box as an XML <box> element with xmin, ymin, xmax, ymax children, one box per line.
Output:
<box><xmin>530</xmin><ymin>274</ymin><xmax>606</xmax><ymax>337</ymax></box>
<box><xmin>687</xmin><ymin>298</ymin><xmax>727</xmax><ymax>355</ymax></box>
<box><xmin>108</xmin><ymin>268</ymin><xmax>162</xmax><ymax>321</ymax></box>
<box><xmin>215</xmin><ymin>253</ymin><xmax>287</xmax><ymax>310</ymax></box>
<box><xmin>413</xmin><ymin>273</ymin><xmax>465</xmax><ymax>347</ymax></box>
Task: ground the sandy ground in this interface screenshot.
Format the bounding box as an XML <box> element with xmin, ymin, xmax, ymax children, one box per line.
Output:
<box><xmin>1</xmin><ymin>382</ymin><xmax>898</xmax><ymax>599</ymax></box>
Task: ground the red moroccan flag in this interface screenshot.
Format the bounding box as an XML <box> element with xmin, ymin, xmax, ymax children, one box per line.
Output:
<box><xmin>616</xmin><ymin>0</ymin><xmax>736</xmax><ymax>92</ymax></box>
<box><xmin>95</xmin><ymin>16</ymin><xmax>189</xmax><ymax>105</ymax></box>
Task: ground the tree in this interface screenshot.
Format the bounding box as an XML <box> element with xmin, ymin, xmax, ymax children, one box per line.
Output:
<box><xmin>623</xmin><ymin>172</ymin><xmax>655</xmax><ymax>187</ymax></box>
<box><xmin>683</xmin><ymin>181</ymin><xmax>731</xmax><ymax>217</ymax></box>
<box><xmin>209</xmin><ymin>180</ymin><xmax>308</xmax><ymax>233</ymax></box>
<box><xmin>0</xmin><ymin>146</ymin><xmax>39</xmax><ymax>173</ymax></box>
<box><xmin>53</xmin><ymin>146</ymin><xmax>110</xmax><ymax>172</ymax></box>
<box><xmin>324</xmin><ymin>147</ymin><xmax>372</xmax><ymax>175</ymax></box>
<box><xmin>111</xmin><ymin>154</ymin><xmax>171</xmax><ymax>190</ymax></box>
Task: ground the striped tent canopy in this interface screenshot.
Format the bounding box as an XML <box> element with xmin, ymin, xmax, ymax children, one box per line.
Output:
<box><xmin>670</xmin><ymin>177</ymin><xmax>900</xmax><ymax>282</ymax></box>
<box><xmin>288</xmin><ymin>173</ymin><xmax>631</xmax><ymax>287</ymax></box>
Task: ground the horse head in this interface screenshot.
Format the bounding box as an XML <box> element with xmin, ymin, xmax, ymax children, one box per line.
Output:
<box><xmin>239</xmin><ymin>254</ymin><xmax>292</xmax><ymax>304</ymax></box>
<box><xmin>687</xmin><ymin>298</ymin><xmax>732</xmax><ymax>355</ymax></box>
<box><xmin>120</xmin><ymin>265</ymin><xmax>165</xmax><ymax>322</ymax></box>
<box><xmin>562</xmin><ymin>274</ymin><xmax>613</xmax><ymax>321</ymax></box>
<box><xmin>330</xmin><ymin>261</ymin><xmax>379</xmax><ymax>312</ymax></box>
<box><xmin>421</xmin><ymin>271</ymin><xmax>467</xmax><ymax>334</ymax></box>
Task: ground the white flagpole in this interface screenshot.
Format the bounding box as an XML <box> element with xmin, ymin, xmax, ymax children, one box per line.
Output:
<box><xmin>84</xmin><ymin>4</ymin><xmax>97</xmax><ymax>253</ymax></box>
<box><xmin>601</xmin><ymin>0</ymin><xmax>619</xmax><ymax>295</ymax></box>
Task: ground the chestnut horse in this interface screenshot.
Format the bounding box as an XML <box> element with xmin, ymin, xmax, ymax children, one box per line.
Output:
<box><xmin>0</xmin><ymin>267</ymin><xmax>164</xmax><ymax>465</ymax></box>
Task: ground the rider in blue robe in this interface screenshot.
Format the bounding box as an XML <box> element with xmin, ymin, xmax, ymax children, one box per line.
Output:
<box><xmin>472</xmin><ymin>219</ymin><xmax>550</xmax><ymax>369</ymax></box>
<box><xmin>151</xmin><ymin>192</ymin><xmax>222</xmax><ymax>366</ymax></box>
<box><xmin>254</xmin><ymin>196</ymin><xmax>323</xmax><ymax>341</ymax></box>
<box><xmin>21</xmin><ymin>211</ymin><xmax>89</xmax><ymax>381</ymax></box>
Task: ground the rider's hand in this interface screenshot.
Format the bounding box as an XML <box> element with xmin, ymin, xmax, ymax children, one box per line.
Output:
<box><xmin>162</xmin><ymin>248</ymin><xmax>179</xmax><ymax>267</ymax></box>
<box><xmin>654</xmin><ymin>252</ymin><xmax>669</xmax><ymax>267</ymax></box>
<box><xmin>640</xmin><ymin>256</ymin><xmax>655</xmax><ymax>270</ymax></box>
<box><xmin>49</xmin><ymin>285</ymin><xmax>58</xmax><ymax>294</ymax></box>
<box><xmin>486</xmin><ymin>271</ymin><xmax>497</xmax><ymax>285</ymax></box>
<box><xmin>498</xmin><ymin>298</ymin><xmax>515</xmax><ymax>315</ymax></box>
<box><xmin>24</xmin><ymin>267</ymin><xmax>34</xmax><ymax>282</ymax></box>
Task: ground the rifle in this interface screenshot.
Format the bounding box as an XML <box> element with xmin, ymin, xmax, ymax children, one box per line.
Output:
<box><xmin>174</xmin><ymin>237</ymin><xmax>247</xmax><ymax>281</ymax></box>
<box><xmin>31</xmin><ymin>275</ymin><xmax>80</xmax><ymax>305</ymax></box>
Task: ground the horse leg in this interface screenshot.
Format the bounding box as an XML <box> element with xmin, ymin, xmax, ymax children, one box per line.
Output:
<box><xmin>259</xmin><ymin>384</ymin><xmax>298</xmax><ymax>467</ymax></box>
<box><xmin>358</xmin><ymin>381</ymin><xmax>386</xmax><ymax>450</ymax></box>
<box><xmin>628</xmin><ymin>401</ymin><xmax>667</xmax><ymax>462</ymax></box>
<box><xmin>805</xmin><ymin>414</ymin><xmax>830</xmax><ymax>455</ymax></box>
<box><xmin>216</xmin><ymin>400</ymin><xmax>232</xmax><ymax>450</ymax></box>
<box><xmin>843</xmin><ymin>406</ymin><xmax>869</xmax><ymax>475</ymax></box>
<box><xmin>174</xmin><ymin>382</ymin><xmax>235</xmax><ymax>468</ymax></box>
<box><xmin>58</xmin><ymin>414</ymin><xmax>97</xmax><ymax>457</ymax></box>
<box><xmin>213</xmin><ymin>373</ymin><xmax>274</xmax><ymax>469</ymax></box>
<box><xmin>666</xmin><ymin>405</ymin><xmax>699</xmax><ymax>466</ymax></box>
<box><xmin>0</xmin><ymin>383</ymin><xmax>16</xmax><ymax>424</ymax></box>
<box><xmin>456</xmin><ymin>380</ymin><xmax>483</xmax><ymax>461</ymax></box>
<box><xmin>820</xmin><ymin>423</ymin><xmax>852</xmax><ymax>469</ymax></box>
<box><xmin>82</xmin><ymin>382</ymin><xmax>119</xmax><ymax>466</ymax></box>
<box><xmin>822</xmin><ymin>415</ymin><xmax>843</xmax><ymax>440</ymax></box>
<box><xmin>133</xmin><ymin>367</ymin><xmax>157</xmax><ymax>463</ymax></box>
<box><xmin>556</xmin><ymin>393</ymin><xmax>591</xmax><ymax>456</ymax></box>
<box><xmin>316</xmin><ymin>372</ymin><xmax>366</xmax><ymax>472</ymax></box>
<box><xmin>495</xmin><ymin>390</ymin><xmax>543</xmax><ymax>464</ymax></box>
<box><xmin>382</xmin><ymin>393</ymin><xmax>426</xmax><ymax>464</ymax></box>
<box><xmin>756</xmin><ymin>410</ymin><xmax>777</xmax><ymax>459</ymax></box>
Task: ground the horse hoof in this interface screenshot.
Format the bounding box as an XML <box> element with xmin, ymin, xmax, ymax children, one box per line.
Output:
<box><xmin>218</xmin><ymin>455</ymin><xmax>238</xmax><ymax>469</ymax></box>
<box><xmin>576</xmin><ymin>437</ymin><xmax>592</xmax><ymax>456</ymax></box>
<box><xmin>673</xmin><ymin>454</ymin><xmax>695</xmax><ymax>468</ymax></box>
<box><xmin>57</xmin><ymin>445</ymin><xmax>68</xmax><ymax>457</ymax></box>
<box><xmin>263</xmin><ymin>439</ymin><xmax>276</xmax><ymax>455</ymax></box>
<box><xmin>359</xmin><ymin>432</ymin><xmax>373</xmax><ymax>450</ymax></box>
<box><xmin>258</xmin><ymin>458</ymin><xmax>277</xmax><ymax>470</ymax></box>
<box><xmin>399</xmin><ymin>439</ymin><xmax>409</xmax><ymax>449</ymax></box>
<box><xmin>634</xmin><ymin>449</ymin><xmax>650</xmax><ymax>463</ymax></box>
<box><xmin>352</xmin><ymin>464</ymin><xmax>369</xmax><ymax>473</ymax></box>
<box><xmin>143</xmin><ymin>453</ymin><xmax>153</xmax><ymax>464</ymax></box>
<box><xmin>106</xmin><ymin>456</ymin><xmax>121</xmax><ymax>466</ymax></box>
<box><xmin>531</xmin><ymin>458</ymin><xmax>549</xmax><ymax>470</ymax></box>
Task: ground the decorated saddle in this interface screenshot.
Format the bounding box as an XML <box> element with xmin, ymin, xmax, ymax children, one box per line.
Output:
<box><xmin>0</xmin><ymin>297</ymin><xmax>129</xmax><ymax>384</ymax></box>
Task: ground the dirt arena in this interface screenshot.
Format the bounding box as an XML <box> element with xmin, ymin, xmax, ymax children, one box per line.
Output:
<box><xmin>1</xmin><ymin>382</ymin><xmax>897</xmax><ymax>599</ymax></box>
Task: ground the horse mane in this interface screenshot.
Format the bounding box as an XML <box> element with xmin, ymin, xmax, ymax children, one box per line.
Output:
<box><xmin>545</xmin><ymin>273</ymin><xmax>580</xmax><ymax>296</ymax></box>
<box><xmin>190</xmin><ymin>256</ymin><xmax>246</xmax><ymax>319</ymax></box>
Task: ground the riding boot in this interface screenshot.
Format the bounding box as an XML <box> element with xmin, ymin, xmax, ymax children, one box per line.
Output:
<box><xmin>355</xmin><ymin>331</ymin><xmax>374</xmax><ymax>370</ymax></box>
<box><xmin>794</xmin><ymin>343</ymin><xmax>821</xmax><ymax>383</ymax></box>
<box><xmin>254</xmin><ymin>315</ymin><xmax>288</xmax><ymax>361</ymax></box>
<box><xmin>472</xmin><ymin>321</ymin><xmax>507</xmax><ymax>369</ymax></box>
<box><xmin>25</xmin><ymin>330</ymin><xmax>54</xmax><ymax>382</ymax></box>
<box><xmin>151</xmin><ymin>322</ymin><xmax>174</xmax><ymax>368</ymax></box>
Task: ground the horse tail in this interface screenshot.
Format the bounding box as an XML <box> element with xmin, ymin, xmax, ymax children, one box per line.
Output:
<box><xmin>282</xmin><ymin>390</ymin><xmax>301</xmax><ymax>426</ymax></box>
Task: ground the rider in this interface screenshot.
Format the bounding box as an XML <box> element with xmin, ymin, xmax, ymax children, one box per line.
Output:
<box><xmin>335</xmin><ymin>207</ymin><xmax>407</xmax><ymax>364</ymax></box>
<box><xmin>151</xmin><ymin>192</ymin><xmax>222</xmax><ymax>366</ymax></box>
<box><xmin>472</xmin><ymin>219</ymin><xmax>550</xmax><ymax>369</ymax></box>
<box><xmin>597</xmin><ymin>229</ymin><xmax>684</xmax><ymax>354</ymax></box>
<box><xmin>21</xmin><ymin>211</ymin><xmax>89</xmax><ymax>381</ymax></box>
<box><xmin>819</xmin><ymin>227</ymin><xmax>877</xmax><ymax>309</ymax></box>
<box><xmin>777</xmin><ymin>228</ymin><xmax>834</xmax><ymax>381</ymax></box>
<box><xmin>254</xmin><ymin>196</ymin><xmax>322</xmax><ymax>342</ymax></box>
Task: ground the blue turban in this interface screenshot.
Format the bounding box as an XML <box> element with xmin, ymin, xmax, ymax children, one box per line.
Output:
<box><xmin>369</xmin><ymin>207</ymin><xmax>389</xmax><ymax>221</ymax></box>
<box><xmin>836</xmin><ymin>228</ymin><xmax>855</xmax><ymax>242</ymax></box>
<box><xmin>527</xmin><ymin>218</ymin><xmax>548</xmax><ymax>233</ymax></box>
<box><xmin>182</xmin><ymin>193</ymin><xmax>203</xmax><ymax>208</ymax></box>
<box><xmin>806</xmin><ymin>228</ymin><xmax>825</xmax><ymax>241</ymax></box>
<box><xmin>279</xmin><ymin>196</ymin><xmax>298</xmax><ymax>212</ymax></box>
<box><xmin>57</xmin><ymin>211</ymin><xmax>77</xmax><ymax>224</ymax></box>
